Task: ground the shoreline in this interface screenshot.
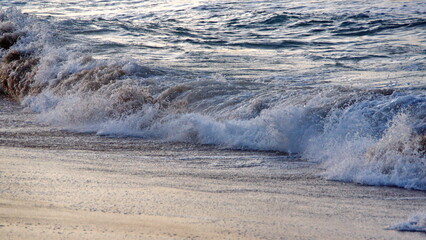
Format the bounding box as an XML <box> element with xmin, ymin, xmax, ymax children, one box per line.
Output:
<box><xmin>1</xmin><ymin>146</ymin><xmax>425</xmax><ymax>239</ymax></box>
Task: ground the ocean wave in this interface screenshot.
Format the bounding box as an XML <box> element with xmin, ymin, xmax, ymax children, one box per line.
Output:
<box><xmin>1</xmin><ymin>8</ymin><xmax>425</xmax><ymax>191</ymax></box>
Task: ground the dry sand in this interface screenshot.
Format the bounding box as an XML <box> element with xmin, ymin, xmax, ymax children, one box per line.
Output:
<box><xmin>1</xmin><ymin>146</ymin><xmax>426</xmax><ymax>239</ymax></box>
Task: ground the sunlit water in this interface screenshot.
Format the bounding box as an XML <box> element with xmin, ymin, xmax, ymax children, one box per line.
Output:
<box><xmin>4</xmin><ymin>0</ymin><xmax>425</xmax><ymax>85</ymax></box>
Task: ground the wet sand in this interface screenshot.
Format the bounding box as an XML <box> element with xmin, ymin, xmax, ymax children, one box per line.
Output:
<box><xmin>1</xmin><ymin>146</ymin><xmax>426</xmax><ymax>240</ymax></box>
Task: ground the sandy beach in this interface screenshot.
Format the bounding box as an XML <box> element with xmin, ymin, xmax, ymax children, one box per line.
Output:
<box><xmin>1</xmin><ymin>145</ymin><xmax>425</xmax><ymax>240</ymax></box>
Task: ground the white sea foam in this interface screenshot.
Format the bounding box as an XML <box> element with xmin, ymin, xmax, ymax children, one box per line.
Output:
<box><xmin>25</xmin><ymin>77</ymin><xmax>426</xmax><ymax>192</ymax></box>
<box><xmin>388</xmin><ymin>212</ymin><xmax>426</xmax><ymax>233</ymax></box>
<box><xmin>310</xmin><ymin>112</ymin><xmax>426</xmax><ymax>190</ymax></box>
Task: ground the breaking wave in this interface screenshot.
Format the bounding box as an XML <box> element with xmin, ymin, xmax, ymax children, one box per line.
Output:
<box><xmin>1</xmin><ymin>8</ymin><xmax>425</xmax><ymax>190</ymax></box>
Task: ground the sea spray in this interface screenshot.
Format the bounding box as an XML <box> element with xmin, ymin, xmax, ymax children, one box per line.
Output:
<box><xmin>314</xmin><ymin>113</ymin><xmax>426</xmax><ymax>190</ymax></box>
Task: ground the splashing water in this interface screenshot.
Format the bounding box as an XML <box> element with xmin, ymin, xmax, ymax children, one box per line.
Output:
<box><xmin>0</xmin><ymin>3</ymin><xmax>425</xmax><ymax>191</ymax></box>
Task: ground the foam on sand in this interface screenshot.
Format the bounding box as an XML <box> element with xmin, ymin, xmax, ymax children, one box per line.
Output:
<box><xmin>388</xmin><ymin>212</ymin><xmax>426</xmax><ymax>233</ymax></box>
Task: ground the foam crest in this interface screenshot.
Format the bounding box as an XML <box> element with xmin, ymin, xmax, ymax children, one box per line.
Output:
<box><xmin>34</xmin><ymin>92</ymin><xmax>319</xmax><ymax>153</ymax></box>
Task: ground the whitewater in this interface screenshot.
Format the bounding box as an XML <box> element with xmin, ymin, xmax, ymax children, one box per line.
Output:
<box><xmin>0</xmin><ymin>0</ymin><xmax>425</xmax><ymax>237</ymax></box>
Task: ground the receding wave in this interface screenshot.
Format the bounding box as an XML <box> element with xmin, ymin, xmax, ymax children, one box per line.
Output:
<box><xmin>1</xmin><ymin>8</ymin><xmax>425</xmax><ymax>190</ymax></box>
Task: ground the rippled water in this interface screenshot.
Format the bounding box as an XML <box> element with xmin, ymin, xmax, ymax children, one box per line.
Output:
<box><xmin>4</xmin><ymin>0</ymin><xmax>426</xmax><ymax>85</ymax></box>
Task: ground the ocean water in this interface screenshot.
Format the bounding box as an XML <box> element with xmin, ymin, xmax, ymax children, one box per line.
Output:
<box><xmin>0</xmin><ymin>0</ymin><xmax>425</xmax><ymax>222</ymax></box>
